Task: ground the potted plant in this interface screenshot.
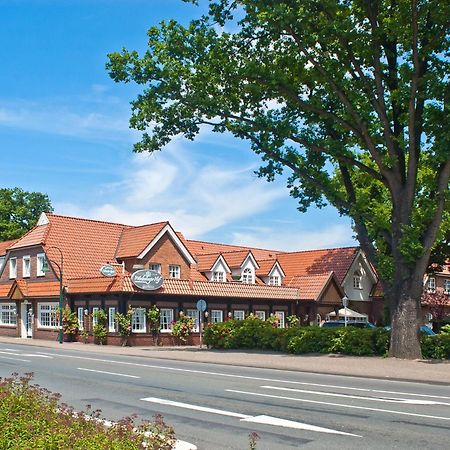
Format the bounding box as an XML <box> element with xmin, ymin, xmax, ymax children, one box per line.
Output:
<box><xmin>171</xmin><ymin>313</ymin><xmax>195</xmax><ymax>345</ymax></box>
<box><xmin>92</xmin><ymin>309</ymin><xmax>107</xmax><ymax>345</ymax></box>
<box><xmin>115</xmin><ymin>307</ymin><xmax>133</xmax><ymax>346</ymax></box>
<box><xmin>62</xmin><ymin>306</ymin><xmax>79</xmax><ymax>342</ymax></box>
<box><xmin>147</xmin><ymin>305</ymin><xmax>161</xmax><ymax>345</ymax></box>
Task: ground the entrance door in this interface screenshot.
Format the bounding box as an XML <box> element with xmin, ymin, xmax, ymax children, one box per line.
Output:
<box><xmin>21</xmin><ymin>303</ymin><xmax>33</xmax><ymax>338</ymax></box>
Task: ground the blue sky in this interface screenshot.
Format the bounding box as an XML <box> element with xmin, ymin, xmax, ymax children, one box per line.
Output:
<box><xmin>0</xmin><ymin>0</ymin><xmax>355</xmax><ymax>251</ymax></box>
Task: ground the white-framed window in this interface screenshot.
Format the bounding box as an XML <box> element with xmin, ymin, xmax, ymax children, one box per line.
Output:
<box><xmin>0</xmin><ymin>256</ymin><xmax>5</xmax><ymax>270</ymax></box>
<box><xmin>9</xmin><ymin>257</ymin><xmax>17</xmax><ymax>279</ymax></box>
<box><xmin>427</xmin><ymin>277</ymin><xmax>436</xmax><ymax>293</ymax></box>
<box><xmin>22</xmin><ymin>256</ymin><xmax>31</xmax><ymax>278</ymax></box>
<box><xmin>212</xmin><ymin>271</ymin><xmax>225</xmax><ymax>282</ymax></box>
<box><xmin>160</xmin><ymin>308</ymin><xmax>174</xmax><ymax>332</ymax></box>
<box><xmin>38</xmin><ymin>303</ymin><xmax>58</xmax><ymax>328</ymax></box>
<box><xmin>77</xmin><ymin>307</ymin><xmax>84</xmax><ymax>331</ymax></box>
<box><xmin>92</xmin><ymin>307</ymin><xmax>99</xmax><ymax>326</ymax></box>
<box><xmin>149</xmin><ymin>263</ymin><xmax>161</xmax><ymax>273</ymax></box>
<box><xmin>233</xmin><ymin>310</ymin><xmax>245</xmax><ymax>320</ymax></box>
<box><xmin>211</xmin><ymin>309</ymin><xmax>223</xmax><ymax>323</ymax></box>
<box><xmin>169</xmin><ymin>265</ymin><xmax>181</xmax><ymax>279</ymax></box>
<box><xmin>444</xmin><ymin>280</ymin><xmax>450</xmax><ymax>295</ymax></box>
<box><xmin>37</xmin><ymin>253</ymin><xmax>46</xmax><ymax>277</ymax></box>
<box><xmin>186</xmin><ymin>308</ymin><xmax>199</xmax><ymax>332</ymax></box>
<box><xmin>132</xmin><ymin>307</ymin><xmax>146</xmax><ymax>333</ymax></box>
<box><xmin>268</xmin><ymin>275</ymin><xmax>281</xmax><ymax>286</ymax></box>
<box><xmin>108</xmin><ymin>307</ymin><xmax>116</xmax><ymax>332</ymax></box>
<box><xmin>353</xmin><ymin>271</ymin><xmax>362</xmax><ymax>289</ymax></box>
<box><xmin>0</xmin><ymin>303</ymin><xmax>17</xmax><ymax>326</ymax></box>
<box><xmin>275</xmin><ymin>311</ymin><xmax>285</xmax><ymax>328</ymax></box>
<box><xmin>241</xmin><ymin>268</ymin><xmax>253</xmax><ymax>284</ymax></box>
<box><xmin>255</xmin><ymin>310</ymin><xmax>266</xmax><ymax>321</ymax></box>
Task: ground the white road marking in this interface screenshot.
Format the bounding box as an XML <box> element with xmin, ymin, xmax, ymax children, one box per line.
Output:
<box><xmin>141</xmin><ymin>397</ymin><xmax>360</xmax><ymax>437</ymax></box>
<box><xmin>261</xmin><ymin>386</ymin><xmax>449</xmax><ymax>406</ymax></box>
<box><xmin>35</xmin><ymin>352</ymin><xmax>449</xmax><ymax>401</ymax></box>
<box><xmin>77</xmin><ymin>368</ymin><xmax>140</xmax><ymax>379</ymax></box>
<box><xmin>227</xmin><ymin>389</ymin><xmax>450</xmax><ymax>422</ymax></box>
<box><xmin>0</xmin><ymin>355</ymin><xmax>31</xmax><ymax>362</ymax></box>
<box><xmin>0</xmin><ymin>350</ymin><xmax>52</xmax><ymax>359</ymax></box>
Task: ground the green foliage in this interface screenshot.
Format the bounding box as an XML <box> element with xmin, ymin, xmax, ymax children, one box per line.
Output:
<box><xmin>92</xmin><ymin>309</ymin><xmax>108</xmax><ymax>345</ymax></box>
<box><xmin>0</xmin><ymin>187</ymin><xmax>53</xmax><ymax>241</ymax></box>
<box><xmin>286</xmin><ymin>315</ymin><xmax>300</xmax><ymax>327</ymax></box>
<box><xmin>115</xmin><ymin>307</ymin><xmax>133</xmax><ymax>337</ymax></box>
<box><xmin>0</xmin><ymin>373</ymin><xmax>176</xmax><ymax>449</ymax></box>
<box><xmin>287</xmin><ymin>328</ymin><xmax>335</xmax><ymax>354</ymax></box>
<box><xmin>421</xmin><ymin>334</ymin><xmax>450</xmax><ymax>359</ymax></box>
<box><xmin>147</xmin><ymin>305</ymin><xmax>161</xmax><ymax>335</ymax></box>
<box><xmin>62</xmin><ymin>307</ymin><xmax>79</xmax><ymax>338</ymax></box>
<box><xmin>171</xmin><ymin>314</ymin><xmax>195</xmax><ymax>343</ymax></box>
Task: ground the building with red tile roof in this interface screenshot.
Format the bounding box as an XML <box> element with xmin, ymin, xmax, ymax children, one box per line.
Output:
<box><xmin>0</xmin><ymin>212</ymin><xmax>384</xmax><ymax>344</ymax></box>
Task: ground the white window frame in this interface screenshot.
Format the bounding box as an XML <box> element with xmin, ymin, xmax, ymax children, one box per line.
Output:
<box><xmin>132</xmin><ymin>307</ymin><xmax>146</xmax><ymax>333</ymax></box>
<box><xmin>77</xmin><ymin>307</ymin><xmax>84</xmax><ymax>331</ymax></box>
<box><xmin>233</xmin><ymin>310</ymin><xmax>245</xmax><ymax>320</ymax></box>
<box><xmin>268</xmin><ymin>275</ymin><xmax>281</xmax><ymax>286</ymax></box>
<box><xmin>0</xmin><ymin>256</ymin><xmax>5</xmax><ymax>270</ymax></box>
<box><xmin>241</xmin><ymin>267</ymin><xmax>253</xmax><ymax>284</ymax></box>
<box><xmin>275</xmin><ymin>311</ymin><xmax>285</xmax><ymax>328</ymax></box>
<box><xmin>38</xmin><ymin>303</ymin><xmax>58</xmax><ymax>329</ymax></box>
<box><xmin>9</xmin><ymin>257</ymin><xmax>17</xmax><ymax>279</ymax></box>
<box><xmin>255</xmin><ymin>310</ymin><xmax>266</xmax><ymax>321</ymax></box>
<box><xmin>92</xmin><ymin>307</ymin><xmax>99</xmax><ymax>326</ymax></box>
<box><xmin>108</xmin><ymin>307</ymin><xmax>116</xmax><ymax>332</ymax></box>
<box><xmin>186</xmin><ymin>309</ymin><xmax>199</xmax><ymax>332</ymax></box>
<box><xmin>353</xmin><ymin>271</ymin><xmax>362</xmax><ymax>289</ymax></box>
<box><xmin>149</xmin><ymin>263</ymin><xmax>161</xmax><ymax>273</ymax></box>
<box><xmin>37</xmin><ymin>253</ymin><xmax>46</xmax><ymax>277</ymax></box>
<box><xmin>427</xmin><ymin>277</ymin><xmax>436</xmax><ymax>293</ymax></box>
<box><xmin>0</xmin><ymin>303</ymin><xmax>17</xmax><ymax>326</ymax></box>
<box><xmin>212</xmin><ymin>271</ymin><xmax>225</xmax><ymax>282</ymax></box>
<box><xmin>444</xmin><ymin>280</ymin><xmax>450</xmax><ymax>295</ymax></box>
<box><xmin>210</xmin><ymin>309</ymin><xmax>223</xmax><ymax>323</ymax></box>
<box><xmin>169</xmin><ymin>265</ymin><xmax>181</xmax><ymax>279</ymax></box>
<box><xmin>160</xmin><ymin>308</ymin><xmax>174</xmax><ymax>332</ymax></box>
<box><xmin>22</xmin><ymin>256</ymin><xmax>31</xmax><ymax>278</ymax></box>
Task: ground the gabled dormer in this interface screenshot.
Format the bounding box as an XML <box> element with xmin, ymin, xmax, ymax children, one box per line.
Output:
<box><xmin>221</xmin><ymin>250</ymin><xmax>259</xmax><ymax>284</ymax></box>
<box><xmin>196</xmin><ymin>254</ymin><xmax>231</xmax><ymax>282</ymax></box>
<box><xmin>257</xmin><ymin>260</ymin><xmax>285</xmax><ymax>286</ymax></box>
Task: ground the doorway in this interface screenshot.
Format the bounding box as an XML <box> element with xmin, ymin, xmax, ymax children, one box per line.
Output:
<box><xmin>20</xmin><ymin>302</ymin><xmax>33</xmax><ymax>338</ymax></box>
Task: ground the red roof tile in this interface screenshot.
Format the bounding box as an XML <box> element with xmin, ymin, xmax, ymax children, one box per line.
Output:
<box><xmin>256</xmin><ymin>259</ymin><xmax>278</xmax><ymax>276</ymax></box>
<box><xmin>196</xmin><ymin>254</ymin><xmax>222</xmax><ymax>272</ymax></box>
<box><xmin>10</xmin><ymin>224</ymin><xmax>49</xmax><ymax>249</ymax></box>
<box><xmin>287</xmin><ymin>272</ymin><xmax>341</xmax><ymax>301</ymax></box>
<box><xmin>0</xmin><ymin>283</ymin><xmax>13</xmax><ymax>298</ymax></box>
<box><xmin>0</xmin><ymin>239</ymin><xmax>18</xmax><ymax>256</ymax></box>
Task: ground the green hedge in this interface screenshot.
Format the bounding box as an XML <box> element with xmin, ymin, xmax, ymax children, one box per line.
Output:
<box><xmin>203</xmin><ymin>317</ymin><xmax>448</xmax><ymax>358</ymax></box>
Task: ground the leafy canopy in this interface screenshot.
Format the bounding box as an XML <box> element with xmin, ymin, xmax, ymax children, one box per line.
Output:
<box><xmin>107</xmin><ymin>0</ymin><xmax>450</xmax><ymax>284</ymax></box>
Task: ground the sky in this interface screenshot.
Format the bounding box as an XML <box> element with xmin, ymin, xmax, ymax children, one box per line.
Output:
<box><xmin>0</xmin><ymin>0</ymin><xmax>356</xmax><ymax>251</ymax></box>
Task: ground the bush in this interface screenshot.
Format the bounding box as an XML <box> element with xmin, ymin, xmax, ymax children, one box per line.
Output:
<box><xmin>421</xmin><ymin>334</ymin><xmax>450</xmax><ymax>359</ymax></box>
<box><xmin>0</xmin><ymin>373</ymin><xmax>175</xmax><ymax>449</ymax></box>
<box><xmin>287</xmin><ymin>328</ymin><xmax>335</xmax><ymax>354</ymax></box>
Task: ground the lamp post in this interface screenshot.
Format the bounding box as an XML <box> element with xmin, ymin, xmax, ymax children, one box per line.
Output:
<box><xmin>42</xmin><ymin>246</ymin><xmax>64</xmax><ymax>344</ymax></box>
<box><xmin>342</xmin><ymin>295</ymin><xmax>349</xmax><ymax>328</ymax></box>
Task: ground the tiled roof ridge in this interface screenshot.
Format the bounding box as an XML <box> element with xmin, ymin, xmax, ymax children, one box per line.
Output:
<box><xmin>47</xmin><ymin>212</ymin><xmax>132</xmax><ymax>228</ymax></box>
<box><xmin>128</xmin><ymin>220</ymin><xmax>169</xmax><ymax>230</ymax></box>
<box><xmin>186</xmin><ymin>238</ymin><xmax>283</xmax><ymax>254</ymax></box>
<box><xmin>10</xmin><ymin>223</ymin><xmax>48</xmax><ymax>248</ymax></box>
<box><xmin>280</xmin><ymin>245</ymin><xmax>359</xmax><ymax>256</ymax></box>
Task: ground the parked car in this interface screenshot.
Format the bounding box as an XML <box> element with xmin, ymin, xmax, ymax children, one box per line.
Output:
<box><xmin>383</xmin><ymin>325</ymin><xmax>436</xmax><ymax>336</ymax></box>
<box><xmin>321</xmin><ymin>321</ymin><xmax>377</xmax><ymax>329</ymax></box>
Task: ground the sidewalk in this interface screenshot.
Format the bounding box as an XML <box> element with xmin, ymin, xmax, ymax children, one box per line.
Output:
<box><xmin>1</xmin><ymin>336</ymin><xmax>449</xmax><ymax>384</ymax></box>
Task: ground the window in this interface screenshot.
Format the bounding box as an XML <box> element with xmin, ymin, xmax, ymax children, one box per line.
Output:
<box><xmin>38</xmin><ymin>303</ymin><xmax>57</xmax><ymax>328</ymax></box>
<box><xmin>9</xmin><ymin>257</ymin><xmax>17</xmax><ymax>279</ymax></box>
<box><xmin>77</xmin><ymin>307</ymin><xmax>84</xmax><ymax>331</ymax></box>
<box><xmin>444</xmin><ymin>280</ymin><xmax>450</xmax><ymax>295</ymax></box>
<box><xmin>0</xmin><ymin>304</ymin><xmax>17</xmax><ymax>326</ymax></box>
<box><xmin>275</xmin><ymin>311</ymin><xmax>285</xmax><ymax>328</ymax></box>
<box><xmin>160</xmin><ymin>308</ymin><xmax>174</xmax><ymax>331</ymax></box>
<box><xmin>169</xmin><ymin>265</ymin><xmax>181</xmax><ymax>279</ymax></box>
<box><xmin>353</xmin><ymin>271</ymin><xmax>362</xmax><ymax>289</ymax></box>
<box><xmin>0</xmin><ymin>256</ymin><xmax>5</xmax><ymax>269</ymax></box>
<box><xmin>210</xmin><ymin>310</ymin><xmax>223</xmax><ymax>323</ymax></box>
<box><xmin>269</xmin><ymin>275</ymin><xmax>280</xmax><ymax>286</ymax></box>
<box><xmin>149</xmin><ymin>263</ymin><xmax>161</xmax><ymax>273</ymax></box>
<box><xmin>427</xmin><ymin>277</ymin><xmax>436</xmax><ymax>293</ymax></box>
<box><xmin>37</xmin><ymin>253</ymin><xmax>46</xmax><ymax>277</ymax></box>
<box><xmin>212</xmin><ymin>271</ymin><xmax>225</xmax><ymax>282</ymax></box>
<box><xmin>241</xmin><ymin>268</ymin><xmax>253</xmax><ymax>284</ymax></box>
<box><xmin>92</xmin><ymin>307</ymin><xmax>99</xmax><ymax>326</ymax></box>
<box><xmin>23</xmin><ymin>256</ymin><xmax>31</xmax><ymax>278</ymax></box>
<box><xmin>108</xmin><ymin>307</ymin><xmax>116</xmax><ymax>332</ymax></box>
<box><xmin>233</xmin><ymin>310</ymin><xmax>245</xmax><ymax>320</ymax></box>
<box><xmin>255</xmin><ymin>310</ymin><xmax>266</xmax><ymax>321</ymax></box>
<box><xmin>132</xmin><ymin>308</ymin><xmax>146</xmax><ymax>333</ymax></box>
<box><xmin>186</xmin><ymin>309</ymin><xmax>199</xmax><ymax>332</ymax></box>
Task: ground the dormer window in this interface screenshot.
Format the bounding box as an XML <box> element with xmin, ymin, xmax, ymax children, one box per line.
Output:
<box><xmin>37</xmin><ymin>254</ymin><xmax>46</xmax><ymax>277</ymax></box>
<box><xmin>444</xmin><ymin>280</ymin><xmax>450</xmax><ymax>295</ymax></box>
<box><xmin>212</xmin><ymin>271</ymin><xmax>225</xmax><ymax>282</ymax></box>
<box><xmin>23</xmin><ymin>256</ymin><xmax>31</xmax><ymax>278</ymax></box>
<box><xmin>0</xmin><ymin>257</ymin><xmax>5</xmax><ymax>269</ymax></box>
<box><xmin>427</xmin><ymin>277</ymin><xmax>436</xmax><ymax>293</ymax></box>
<box><xmin>269</xmin><ymin>275</ymin><xmax>280</xmax><ymax>286</ymax></box>
<box><xmin>241</xmin><ymin>268</ymin><xmax>253</xmax><ymax>284</ymax></box>
<box><xmin>353</xmin><ymin>271</ymin><xmax>362</xmax><ymax>289</ymax></box>
<box><xmin>9</xmin><ymin>257</ymin><xmax>17</xmax><ymax>279</ymax></box>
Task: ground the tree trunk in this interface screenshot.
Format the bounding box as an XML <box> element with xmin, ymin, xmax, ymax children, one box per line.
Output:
<box><xmin>389</xmin><ymin>293</ymin><xmax>422</xmax><ymax>359</ymax></box>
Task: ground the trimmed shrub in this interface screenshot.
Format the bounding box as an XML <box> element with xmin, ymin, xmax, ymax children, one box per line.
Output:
<box><xmin>287</xmin><ymin>328</ymin><xmax>334</xmax><ymax>354</ymax></box>
<box><xmin>421</xmin><ymin>334</ymin><xmax>450</xmax><ymax>359</ymax></box>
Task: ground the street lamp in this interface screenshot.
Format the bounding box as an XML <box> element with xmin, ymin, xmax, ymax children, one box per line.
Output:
<box><xmin>42</xmin><ymin>246</ymin><xmax>64</xmax><ymax>344</ymax></box>
<box><xmin>342</xmin><ymin>295</ymin><xmax>349</xmax><ymax>328</ymax></box>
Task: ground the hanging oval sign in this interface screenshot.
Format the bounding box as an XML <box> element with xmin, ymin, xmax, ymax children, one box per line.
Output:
<box><xmin>100</xmin><ymin>264</ymin><xmax>117</xmax><ymax>277</ymax></box>
<box><xmin>131</xmin><ymin>269</ymin><xmax>164</xmax><ymax>291</ymax></box>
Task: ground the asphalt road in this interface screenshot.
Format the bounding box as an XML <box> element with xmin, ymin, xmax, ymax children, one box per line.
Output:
<box><xmin>0</xmin><ymin>342</ymin><xmax>449</xmax><ymax>449</ymax></box>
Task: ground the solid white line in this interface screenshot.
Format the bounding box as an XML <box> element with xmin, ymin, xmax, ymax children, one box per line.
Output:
<box><xmin>36</xmin><ymin>352</ymin><xmax>448</xmax><ymax>401</ymax></box>
<box><xmin>23</xmin><ymin>354</ymin><xmax>53</xmax><ymax>358</ymax></box>
<box><xmin>261</xmin><ymin>386</ymin><xmax>449</xmax><ymax>406</ymax></box>
<box><xmin>141</xmin><ymin>397</ymin><xmax>360</xmax><ymax>436</ymax></box>
<box><xmin>77</xmin><ymin>368</ymin><xmax>140</xmax><ymax>379</ymax></box>
<box><xmin>0</xmin><ymin>355</ymin><xmax>31</xmax><ymax>362</ymax></box>
<box><xmin>226</xmin><ymin>389</ymin><xmax>450</xmax><ymax>422</ymax></box>
<box><xmin>0</xmin><ymin>350</ymin><xmax>26</xmax><ymax>356</ymax></box>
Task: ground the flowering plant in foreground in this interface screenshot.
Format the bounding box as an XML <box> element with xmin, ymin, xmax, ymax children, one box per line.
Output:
<box><xmin>115</xmin><ymin>307</ymin><xmax>134</xmax><ymax>337</ymax></box>
<box><xmin>171</xmin><ymin>314</ymin><xmax>195</xmax><ymax>343</ymax></box>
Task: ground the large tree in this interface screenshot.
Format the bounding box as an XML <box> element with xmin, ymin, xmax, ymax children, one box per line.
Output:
<box><xmin>107</xmin><ymin>0</ymin><xmax>450</xmax><ymax>359</ymax></box>
<box><xmin>0</xmin><ymin>188</ymin><xmax>53</xmax><ymax>241</ymax></box>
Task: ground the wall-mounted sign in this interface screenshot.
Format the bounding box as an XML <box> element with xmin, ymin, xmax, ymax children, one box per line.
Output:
<box><xmin>131</xmin><ymin>269</ymin><xmax>164</xmax><ymax>291</ymax></box>
<box><xmin>100</xmin><ymin>264</ymin><xmax>117</xmax><ymax>277</ymax></box>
